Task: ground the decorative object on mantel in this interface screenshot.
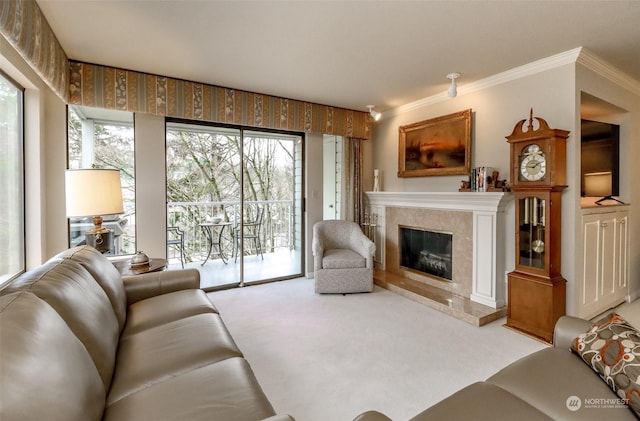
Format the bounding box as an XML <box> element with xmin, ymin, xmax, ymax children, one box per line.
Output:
<box><xmin>459</xmin><ymin>168</ymin><xmax>508</xmax><ymax>192</ymax></box>
<box><xmin>373</xmin><ymin>169</ymin><xmax>381</xmax><ymax>192</ymax></box>
<box><xmin>398</xmin><ymin>109</ymin><xmax>472</xmax><ymax>178</ymax></box>
<box><xmin>504</xmin><ymin>109</ymin><xmax>570</xmax><ymax>344</ymax></box>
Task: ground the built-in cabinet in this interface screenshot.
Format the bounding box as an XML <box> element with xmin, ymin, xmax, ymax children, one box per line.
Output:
<box><xmin>577</xmin><ymin>205</ymin><xmax>629</xmax><ymax>319</ymax></box>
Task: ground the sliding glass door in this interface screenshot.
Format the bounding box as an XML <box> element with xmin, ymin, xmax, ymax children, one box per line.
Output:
<box><xmin>166</xmin><ymin>121</ymin><xmax>303</xmax><ymax>289</ymax></box>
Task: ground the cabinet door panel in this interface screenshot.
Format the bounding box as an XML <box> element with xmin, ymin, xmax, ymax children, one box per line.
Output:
<box><xmin>616</xmin><ymin>213</ymin><xmax>629</xmax><ymax>292</ymax></box>
<box><xmin>581</xmin><ymin>215</ymin><xmax>601</xmax><ymax>309</ymax></box>
<box><xmin>579</xmin><ymin>208</ymin><xmax>630</xmax><ymax>320</ymax></box>
<box><xmin>600</xmin><ymin>215</ymin><xmax>617</xmax><ymax>300</ymax></box>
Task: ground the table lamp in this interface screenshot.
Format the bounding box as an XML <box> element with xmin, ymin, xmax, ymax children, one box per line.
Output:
<box><xmin>65</xmin><ymin>168</ymin><xmax>124</xmax><ymax>253</ymax></box>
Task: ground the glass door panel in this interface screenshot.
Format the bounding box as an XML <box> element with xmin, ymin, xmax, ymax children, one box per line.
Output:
<box><xmin>518</xmin><ymin>196</ymin><xmax>546</xmax><ymax>269</ymax></box>
<box><xmin>166</xmin><ymin>122</ymin><xmax>303</xmax><ymax>289</ymax></box>
<box><xmin>166</xmin><ymin>122</ymin><xmax>242</xmax><ymax>288</ymax></box>
<box><xmin>240</xmin><ymin>131</ymin><xmax>303</xmax><ymax>284</ymax></box>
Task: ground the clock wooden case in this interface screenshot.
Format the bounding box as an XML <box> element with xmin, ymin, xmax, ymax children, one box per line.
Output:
<box><xmin>507</xmin><ymin>109</ymin><xmax>568</xmax><ymax>187</ymax></box>
<box><xmin>505</xmin><ymin>110</ymin><xmax>570</xmax><ymax>343</ymax></box>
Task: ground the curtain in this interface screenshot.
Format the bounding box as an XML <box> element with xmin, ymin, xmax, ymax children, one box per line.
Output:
<box><xmin>341</xmin><ymin>137</ymin><xmax>364</xmax><ymax>225</ymax></box>
<box><xmin>0</xmin><ymin>0</ymin><xmax>69</xmax><ymax>101</ymax></box>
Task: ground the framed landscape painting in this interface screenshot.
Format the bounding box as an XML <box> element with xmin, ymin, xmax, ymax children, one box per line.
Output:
<box><xmin>398</xmin><ymin>109</ymin><xmax>472</xmax><ymax>177</ymax></box>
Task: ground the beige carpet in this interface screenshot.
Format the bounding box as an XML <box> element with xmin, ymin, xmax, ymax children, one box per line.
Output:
<box><xmin>610</xmin><ymin>299</ymin><xmax>640</xmax><ymax>327</ymax></box>
<box><xmin>208</xmin><ymin>278</ymin><xmax>547</xmax><ymax>421</ymax></box>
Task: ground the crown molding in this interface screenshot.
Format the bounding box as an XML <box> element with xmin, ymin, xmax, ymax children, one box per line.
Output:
<box><xmin>576</xmin><ymin>48</ymin><xmax>640</xmax><ymax>96</ymax></box>
<box><xmin>383</xmin><ymin>47</ymin><xmax>639</xmax><ymax>119</ymax></box>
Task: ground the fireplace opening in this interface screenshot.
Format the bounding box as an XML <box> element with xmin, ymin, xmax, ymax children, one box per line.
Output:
<box><xmin>399</xmin><ymin>225</ymin><xmax>452</xmax><ymax>281</ymax></box>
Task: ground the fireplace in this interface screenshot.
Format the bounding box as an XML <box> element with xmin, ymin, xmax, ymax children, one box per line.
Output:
<box><xmin>399</xmin><ymin>226</ymin><xmax>452</xmax><ymax>281</ymax></box>
<box><xmin>365</xmin><ymin>191</ymin><xmax>510</xmax><ymax>313</ymax></box>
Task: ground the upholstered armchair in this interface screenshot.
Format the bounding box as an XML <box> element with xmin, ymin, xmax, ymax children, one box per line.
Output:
<box><xmin>312</xmin><ymin>220</ymin><xmax>376</xmax><ymax>294</ymax></box>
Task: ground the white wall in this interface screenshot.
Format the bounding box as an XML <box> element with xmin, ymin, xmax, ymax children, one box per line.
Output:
<box><xmin>1</xmin><ymin>40</ymin><xmax>68</xmax><ymax>266</ymax></box>
<box><xmin>369</xmin><ymin>63</ymin><xmax>580</xmax><ymax>312</ymax></box>
<box><xmin>372</xmin><ymin>66</ymin><xmax>576</xmax><ymax>193</ymax></box>
<box><xmin>134</xmin><ymin>113</ymin><xmax>168</xmax><ymax>258</ymax></box>
<box><xmin>306</xmin><ymin>133</ymin><xmax>324</xmax><ymax>277</ymax></box>
<box><xmin>370</xmin><ymin>55</ymin><xmax>640</xmax><ymax>316</ymax></box>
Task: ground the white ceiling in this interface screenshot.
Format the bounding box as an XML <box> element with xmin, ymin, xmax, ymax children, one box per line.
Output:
<box><xmin>37</xmin><ymin>0</ymin><xmax>640</xmax><ymax>113</ymax></box>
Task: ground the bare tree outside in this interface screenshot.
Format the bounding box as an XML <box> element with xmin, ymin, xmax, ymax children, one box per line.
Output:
<box><xmin>166</xmin><ymin>124</ymin><xmax>298</xmax><ymax>264</ymax></box>
<box><xmin>66</xmin><ymin>109</ymin><xmax>300</xmax><ymax>268</ymax></box>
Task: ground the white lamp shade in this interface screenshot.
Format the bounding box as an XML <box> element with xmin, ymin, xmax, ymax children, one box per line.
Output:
<box><xmin>584</xmin><ymin>171</ymin><xmax>612</xmax><ymax>197</ymax></box>
<box><xmin>65</xmin><ymin>169</ymin><xmax>124</xmax><ymax>217</ymax></box>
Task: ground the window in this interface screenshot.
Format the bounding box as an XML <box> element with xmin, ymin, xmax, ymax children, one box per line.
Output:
<box><xmin>67</xmin><ymin>105</ymin><xmax>135</xmax><ymax>255</ymax></box>
<box><xmin>0</xmin><ymin>72</ymin><xmax>25</xmax><ymax>283</ymax></box>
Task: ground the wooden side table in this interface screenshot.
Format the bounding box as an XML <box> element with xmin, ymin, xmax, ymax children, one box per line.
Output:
<box><xmin>113</xmin><ymin>258</ymin><xmax>167</xmax><ymax>277</ymax></box>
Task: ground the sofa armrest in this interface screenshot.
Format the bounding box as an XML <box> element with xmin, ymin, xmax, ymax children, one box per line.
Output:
<box><xmin>122</xmin><ymin>268</ymin><xmax>200</xmax><ymax>305</ymax></box>
<box><xmin>553</xmin><ymin>315</ymin><xmax>593</xmax><ymax>350</ymax></box>
<box><xmin>352</xmin><ymin>411</ymin><xmax>394</xmax><ymax>421</ymax></box>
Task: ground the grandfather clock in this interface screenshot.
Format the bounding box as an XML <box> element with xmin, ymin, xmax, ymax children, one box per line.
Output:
<box><xmin>505</xmin><ymin>110</ymin><xmax>570</xmax><ymax>343</ymax></box>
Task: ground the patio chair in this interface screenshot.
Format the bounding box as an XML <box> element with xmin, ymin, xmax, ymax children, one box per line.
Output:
<box><xmin>167</xmin><ymin>226</ymin><xmax>185</xmax><ymax>268</ymax></box>
<box><xmin>234</xmin><ymin>206</ymin><xmax>265</xmax><ymax>262</ymax></box>
<box><xmin>312</xmin><ymin>220</ymin><xmax>376</xmax><ymax>294</ymax></box>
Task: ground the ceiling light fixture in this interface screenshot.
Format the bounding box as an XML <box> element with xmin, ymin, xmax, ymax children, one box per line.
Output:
<box><xmin>447</xmin><ymin>72</ymin><xmax>461</xmax><ymax>98</ymax></box>
<box><xmin>366</xmin><ymin>105</ymin><xmax>381</xmax><ymax>121</ymax></box>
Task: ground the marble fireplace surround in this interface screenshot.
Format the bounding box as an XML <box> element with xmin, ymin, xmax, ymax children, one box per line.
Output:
<box><xmin>365</xmin><ymin>191</ymin><xmax>511</xmax><ymax>325</ymax></box>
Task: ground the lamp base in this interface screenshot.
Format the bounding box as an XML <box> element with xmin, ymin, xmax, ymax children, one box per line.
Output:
<box><xmin>86</xmin><ymin>230</ymin><xmax>113</xmax><ymax>254</ymax></box>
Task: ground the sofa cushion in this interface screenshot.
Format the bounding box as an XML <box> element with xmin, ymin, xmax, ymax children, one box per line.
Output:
<box><xmin>572</xmin><ymin>313</ymin><xmax>640</xmax><ymax>417</ymax></box>
<box><xmin>121</xmin><ymin>288</ymin><xmax>218</xmax><ymax>338</ymax></box>
<box><xmin>107</xmin><ymin>313</ymin><xmax>243</xmax><ymax>404</ymax></box>
<box><xmin>409</xmin><ymin>382</ymin><xmax>552</xmax><ymax>421</ymax></box>
<box><xmin>322</xmin><ymin>248</ymin><xmax>365</xmax><ymax>269</ymax></box>
<box><xmin>0</xmin><ymin>292</ymin><xmax>105</xmax><ymax>421</ymax></box>
<box><xmin>488</xmin><ymin>347</ymin><xmax>636</xmax><ymax>420</ymax></box>
<box><xmin>53</xmin><ymin>245</ymin><xmax>127</xmax><ymax>330</ymax></box>
<box><xmin>103</xmin><ymin>357</ymin><xmax>277</xmax><ymax>421</ymax></box>
<box><xmin>1</xmin><ymin>259</ymin><xmax>120</xmax><ymax>389</ymax></box>
<box><xmin>123</xmin><ymin>268</ymin><xmax>201</xmax><ymax>305</ymax></box>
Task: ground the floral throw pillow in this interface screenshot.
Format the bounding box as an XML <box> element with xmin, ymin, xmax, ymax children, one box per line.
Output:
<box><xmin>572</xmin><ymin>312</ymin><xmax>640</xmax><ymax>416</ymax></box>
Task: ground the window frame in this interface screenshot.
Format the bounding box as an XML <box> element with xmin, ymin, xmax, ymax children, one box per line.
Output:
<box><xmin>0</xmin><ymin>69</ymin><xmax>26</xmax><ymax>284</ymax></box>
<box><xmin>66</xmin><ymin>105</ymin><xmax>136</xmax><ymax>256</ymax></box>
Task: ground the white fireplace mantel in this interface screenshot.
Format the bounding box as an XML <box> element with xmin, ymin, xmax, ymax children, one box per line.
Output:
<box><xmin>366</xmin><ymin>191</ymin><xmax>510</xmax><ymax>212</ymax></box>
<box><xmin>365</xmin><ymin>191</ymin><xmax>512</xmax><ymax>309</ymax></box>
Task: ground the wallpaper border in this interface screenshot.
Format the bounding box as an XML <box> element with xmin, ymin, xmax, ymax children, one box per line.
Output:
<box><xmin>70</xmin><ymin>61</ymin><xmax>371</xmax><ymax>139</ymax></box>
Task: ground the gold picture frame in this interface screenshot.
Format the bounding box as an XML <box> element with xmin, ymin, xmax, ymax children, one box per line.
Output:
<box><xmin>398</xmin><ymin>109</ymin><xmax>472</xmax><ymax>177</ymax></box>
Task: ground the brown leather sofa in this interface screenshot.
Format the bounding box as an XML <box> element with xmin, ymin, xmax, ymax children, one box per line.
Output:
<box><xmin>0</xmin><ymin>245</ymin><xmax>293</xmax><ymax>421</ymax></box>
<box><xmin>354</xmin><ymin>316</ymin><xmax>637</xmax><ymax>421</ymax></box>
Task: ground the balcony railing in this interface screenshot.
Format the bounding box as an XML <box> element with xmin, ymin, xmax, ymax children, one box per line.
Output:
<box><xmin>167</xmin><ymin>200</ymin><xmax>295</xmax><ymax>264</ymax></box>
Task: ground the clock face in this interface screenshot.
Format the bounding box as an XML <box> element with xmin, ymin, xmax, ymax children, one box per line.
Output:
<box><xmin>519</xmin><ymin>144</ymin><xmax>546</xmax><ymax>181</ymax></box>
